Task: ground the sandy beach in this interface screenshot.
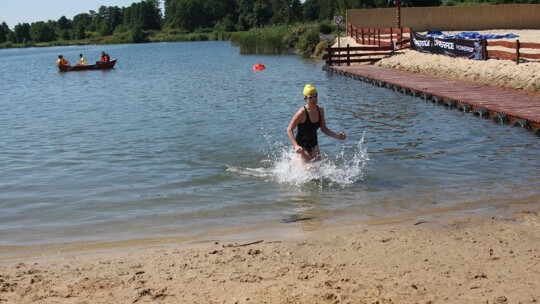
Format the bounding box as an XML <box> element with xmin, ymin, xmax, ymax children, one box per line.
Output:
<box><xmin>376</xmin><ymin>30</ymin><xmax>540</xmax><ymax>93</ymax></box>
<box><xmin>1</xmin><ymin>204</ymin><xmax>539</xmax><ymax>303</ymax></box>
<box><xmin>336</xmin><ymin>29</ymin><xmax>540</xmax><ymax>93</ymax></box>
<box><xmin>1</xmin><ymin>30</ymin><xmax>540</xmax><ymax>304</ymax></box>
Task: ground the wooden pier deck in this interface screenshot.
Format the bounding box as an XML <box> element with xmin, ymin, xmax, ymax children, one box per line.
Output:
<box><xmin>323</xmin><ymin>64</ymin><xmax>540</xmax><ymax>135</ymax></box>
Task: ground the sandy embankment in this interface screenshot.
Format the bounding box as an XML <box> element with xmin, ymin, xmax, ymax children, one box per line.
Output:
<box><xmin>337</xmin><ymin>30</ymin><xmax>540</xmax><ymax>93</ymax></box>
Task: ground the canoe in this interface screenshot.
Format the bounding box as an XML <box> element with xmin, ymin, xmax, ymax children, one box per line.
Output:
<box><xmin>58</xmin><ymin>59</ymin><xmax>117</xmax><ymax>72</ymax></box>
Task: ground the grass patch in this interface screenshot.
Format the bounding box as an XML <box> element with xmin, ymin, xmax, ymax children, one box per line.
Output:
<box><xmin>231</xmin><ymin>22</ymin><xmax>332</xmax><ymax>58</ymax></box>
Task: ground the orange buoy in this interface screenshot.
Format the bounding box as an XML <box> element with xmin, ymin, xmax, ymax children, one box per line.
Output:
<box><xmin>253</xmin><ymin>63</ymin><xmax>265</xmax><ymax>71</ymax></box>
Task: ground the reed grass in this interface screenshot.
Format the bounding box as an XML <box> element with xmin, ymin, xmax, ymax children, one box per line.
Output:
<box><xmin>230</xmin><ymin>23</ymin><xmax>328</xmax><ymax>57</ymax></box>
<box><xmin>231</xmin><ymin>25</ymin><xmax>295</xmax><ymax>55</ymax></box>
<box><xmin>149</xmin><ymin>30</ymin><xmax>232</xmax><ymax>43</ymax></box>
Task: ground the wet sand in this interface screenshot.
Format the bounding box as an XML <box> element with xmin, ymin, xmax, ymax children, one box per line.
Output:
<box><xmin>1</xmin><ymin>203</ymin><xmax>539</xmax><ymax>303</ymax></box>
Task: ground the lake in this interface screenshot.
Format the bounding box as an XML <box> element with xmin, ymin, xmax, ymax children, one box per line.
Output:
<box><xmin>1</xmin><ymin>41</ymin><xmax>539</xmax><ymax>259</ymax></box>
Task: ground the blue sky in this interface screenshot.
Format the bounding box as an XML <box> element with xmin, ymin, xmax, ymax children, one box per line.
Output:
<box><xmin>1</xmin><ymin>1</ymin><xmax>148</xmax><ymax>28</ymax></box>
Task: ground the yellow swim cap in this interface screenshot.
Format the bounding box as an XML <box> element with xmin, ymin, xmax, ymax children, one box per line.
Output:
<box><xmin>303</xmin><ymin>84</ymin><xmax>317</xmax><ymax>97</ymax></box>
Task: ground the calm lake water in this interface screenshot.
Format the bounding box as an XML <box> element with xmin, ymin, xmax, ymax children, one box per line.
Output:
<box><xmin>1</xmin><ymin>42</ymin><xmax>539</xmax><ymax>257</ymax></box>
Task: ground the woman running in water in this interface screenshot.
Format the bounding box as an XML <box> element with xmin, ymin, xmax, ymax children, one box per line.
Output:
<box><xmin>287</xmin><ymin>84</ymin><xmax>346</xmax><ymax>164</ymax></box>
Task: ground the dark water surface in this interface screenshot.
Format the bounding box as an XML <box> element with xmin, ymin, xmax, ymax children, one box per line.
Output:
<box><xmin>1</xmin><ymin>42</ymin><xmax>539</xmax><ymax>257</ymax></box>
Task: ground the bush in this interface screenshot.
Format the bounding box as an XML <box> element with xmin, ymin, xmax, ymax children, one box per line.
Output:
<box><xmin>318</xmin><ymin>22</ymin><xmax>333</xmax><ymax>35</ymax></box>
<box><xmin>314</xmin><ymin>41</ymin><xmax>329</xmax><ymax>58</ymax></box>
<box><xmin>299</xmin><ymin>28</ymin><xmax>320</xmax><ymax>58</ymax></box>
<box><xmin>131</xmin><ymin>26</ymin><xmax>145</xmax><ymax>43</ymax></box>
<box><xmin>0</xmin><ymin>42</ymin><xmax>13</xmax><ymax>49</ymax></box>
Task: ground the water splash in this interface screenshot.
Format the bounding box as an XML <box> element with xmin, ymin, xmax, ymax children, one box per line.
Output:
<box><xmin>228</xmin><ymin>132</ymin><xmax>369</xmax><ymax>188</ymax></box>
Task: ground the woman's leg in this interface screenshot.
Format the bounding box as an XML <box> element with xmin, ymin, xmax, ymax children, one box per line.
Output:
<box><xmin>308</xmin><ymin>146</ymin><xmax>321</xmax><ymax>162</ymax></box>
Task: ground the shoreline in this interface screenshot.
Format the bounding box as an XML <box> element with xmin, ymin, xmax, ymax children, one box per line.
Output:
<box><xmin>1</xmin><ymin>200</ymin><xmax>538</xmax><ymax>303</ymax></box>
<box><xmin>2</xmin><ymin>193</ymin><xmax>538</xmax><ymax>264</ymax></box>
<box><xmin>1</xmin><ymin>198</ymin><xmax>539</xmax><ymax>303</ymax></box>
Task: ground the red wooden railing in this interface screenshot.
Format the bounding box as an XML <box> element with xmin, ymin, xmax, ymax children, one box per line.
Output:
<box><xmin>483</xmin><ymin>39</ymin><xmax>540</xmax><ymax>64</ymax></box>
<box><xmin>325</xmin><ymin>44</ymin><xmax>394</xmax><ymax>66</ymax></box>
<box><xmin>324</xmin><ymin>23</ymin><xmax>412</xmax><ymax>66</ymax></box>
<box><xmin>346</xmin><ymin>22</ymin><xmax>412</xmax><ymax>50</ymax></box>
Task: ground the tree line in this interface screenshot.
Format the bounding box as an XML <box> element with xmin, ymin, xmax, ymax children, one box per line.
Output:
<box><xmin>1</xmin><ymin>0</ymin><xmax>538</xmax><ymax>45</ymax></box>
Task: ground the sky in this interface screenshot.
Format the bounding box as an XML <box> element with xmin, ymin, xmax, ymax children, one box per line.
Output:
<box><xmin>0</xmin><ymin>0</ymin><xmax>148</xmax><ymax>29</ymax></box>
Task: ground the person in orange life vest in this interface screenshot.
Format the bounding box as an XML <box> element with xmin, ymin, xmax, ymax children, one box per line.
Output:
<box><xmin>287</xmin><ymin>84</ymin><xmax>346</xmax><ymax>164</ymax></box>
<box><xmin>100</xmin><ymin>51</ymin><xmax>110</xmax><ymax>63</ymax></box>
<box><xmin>56</xmin><ymin>55</ymin><xmax>69</xmax><ymax>66</ymax></box>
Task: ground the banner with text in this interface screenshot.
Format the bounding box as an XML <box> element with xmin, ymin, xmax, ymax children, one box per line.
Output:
<box><xmin>411</xmin><ymin>32</ymin><xmax>432</xmax><ymax>53</ymax></box>
<box><xmin>432</xmin><ymin>37</ymin><xmax>483</xmax><ymax>59</ymax></box>
<box><xmin>412</xmin><ymin>32</ymin><xmax>484</xmax><ymax>60</ymax></box>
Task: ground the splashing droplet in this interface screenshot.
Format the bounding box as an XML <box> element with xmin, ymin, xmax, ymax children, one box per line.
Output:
<box><xmin>229</xmin><ymin>132</ymin><xmax>369</xmax><ymax>189</ymax></box>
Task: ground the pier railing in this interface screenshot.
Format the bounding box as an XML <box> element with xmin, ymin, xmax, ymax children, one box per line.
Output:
<box><xmin>324</xmin><ymin>24</ymin><xmax>411</xmax><ymax>66</ymax></box>
<box><xmin>346</xmin><ymin>23</ymin><xmax>412</xmax><ymax>50</ymax></box>
<box><xmin>483</xmin><ymin>40</ymin><xmax>540</xmax><ymax>64</ymax></box>
<box><xmin>325</xmin><ymin>45</ymin><xmax>394</xmax><ymax>66</ymax></box>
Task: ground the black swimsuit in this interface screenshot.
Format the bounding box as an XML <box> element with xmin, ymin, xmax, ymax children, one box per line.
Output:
<box><xmin>295</xmin><ymin>106</ymin><xmax>321</xmax><ymax>152</ymax></box>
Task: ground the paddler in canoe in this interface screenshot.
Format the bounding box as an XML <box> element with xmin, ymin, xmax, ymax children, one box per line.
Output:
<box><xmin>56</xmin><ymin>55</ymin><xmax>70</xmax><ymax>67</ymax></box>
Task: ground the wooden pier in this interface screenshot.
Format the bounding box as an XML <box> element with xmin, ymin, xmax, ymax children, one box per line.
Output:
<box><xmin>323</xmin><ymin>64</ymin><xmax>540</xmax><ymax>135</ymax></box>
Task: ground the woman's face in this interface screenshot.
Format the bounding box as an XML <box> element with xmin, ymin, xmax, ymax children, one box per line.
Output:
<box><xmin>305</xmin><ymin>94</ymin><xmax>318</xmax><ymax>104</ymax></box>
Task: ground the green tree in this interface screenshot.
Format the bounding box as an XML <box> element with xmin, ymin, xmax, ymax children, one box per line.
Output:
<box><xmin>236</xmin><ymin>0</ymin><xmax>271</xmax><ymax>29</ymax></box>
<box><xmin>61</xmin><ymin>30</ymin><xmax>70</xmax><ymax>40</ymax></box>
<box><xmin>254</xmin><ymin>1</ymin><xmax>272</xmax><ymax>26</ymax></box>
<box><xmin>175</xmin><ymin>0</ymin><xmax>205</xmax><ymax>31</ymax></box>
<box><xmin>57</xmin><ymin>16</ymin><xmax>72</xmax><ymax>31</ymax></box>
<box><xmin>318</xmin><ymin>0</ymin><xmax>338</xmax><ymax>20</ymax></box>
<box><xmin>145</xmin><ymin>0</ymin><xmax>163</xmax><ymax>30</ymax></box>
<box><xmin>30</xmin><ymin>21</ymin><xmax>57</xmax><ymax>42</ymax></box>
<box><xmin>71</xmin><ymin>13</ymin><xmax>92</xmax><ymax>39</ymax></box>
<box><xmin>75</xmin><ymin>22</ymin><xmax>86</xmax><ymax>39</ymax></box>
<box><xmin>92</xmin><ymin>6</ymin><xmax>117</xmax><ymax>35</ymax></box>
<box><xmin>302</xmin><ymin>0</ymin><xmax>320</xmax><ymax>21</ymax></box>
<box><xmin>73</xmin><ymin>13</ymin><xmax>92</xmax><ymax>28</ymax></box>
<box><xmin>163</xmin><ymin>0</ymin><xmax>177</xmax><ymax>27</ymax></box>
<box><xmin>98</xmin><ymin>19</ymin><xmax>112</xmax><ymax>36</ymax></box>
<box><xmin>203</xmin><ymin>0</ymin><xmax>237</xmax><ymax>28</ymax></box>
<box><xmin>270</xmin><ymin>0</ymin><xmax>303</xmax><ymax>24</ymax></box>
<box><xmin>86</xmin><ymin>10</ymin><xmax>98</xmax><ymax>31</ymax></box>
<box><xmin>236</xmin><ymin>0</ymin><xmax>256</xmax><ymax>30</ymax></box>
<box><xmin>214</xmin><ymin>14</ymin><xmax>236</xmax><ymax>31</ymax></box>
<box><xmin>0</xmin><ymin>22</ymin><xmax>9</xmax><ymax>43</ymax></box>
<box><xmin>13</xmin><ymin>23</ymin><xmax>31</xmax><ymax>43</ymax></box>
<box><xmin>290</xmin><ymin>0</ymin><xmax>303</xmax><ymax>22</ymax></box>
<box><xmin>109</xmin><ymin>6</ymin><xmax>123</xmax><ymax>30</ymax></box>
<box><xmin>124</xmin><ymin>0</ymin><xmax>162</xmax><ymax>31</ymax></box>
<box><xmin>131</xmin><ymin>24</ymin><xmax>145</xmax><ymax>42</ymax></box>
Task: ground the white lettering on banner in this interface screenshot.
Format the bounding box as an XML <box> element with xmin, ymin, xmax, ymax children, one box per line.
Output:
<box><xmin>456</xmin><ymin>44</ymin><xmax>474</xmax><ymax>53</ymax></box>
<box><xmin>434</xmin><ymin>39</ymin><xmax>455</xmax><ymax>50</ymax></box>
<box><xmin>413</xmin><ymin>38</ymin><xmax>431</xmax><ymax>47</ymax></box>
